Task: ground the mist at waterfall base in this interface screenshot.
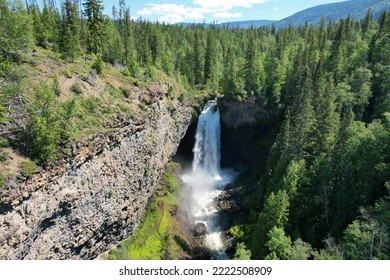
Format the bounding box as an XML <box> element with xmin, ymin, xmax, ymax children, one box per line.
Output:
<box><xmin>181</xmin><ymin>99</ymin><xmax>236</xmax><ymax>259</ymax></box>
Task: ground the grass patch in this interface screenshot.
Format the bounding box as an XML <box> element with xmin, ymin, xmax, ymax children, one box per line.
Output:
<box><xmin>118</xmin><ymin>104</ymin><xmax>133</xmax><ymax>114</ymax></box>
<box><xmin>107</xmin><ymin>162</ymin><xmax>182</xmax><ymax>260</ymax></box>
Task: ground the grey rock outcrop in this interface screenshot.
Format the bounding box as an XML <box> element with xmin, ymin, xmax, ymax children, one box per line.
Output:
<box><xmin>191</xmin><ymin>222</ymin><xmax>207</xmax><ymax>237</ymax></box>
<box><xmin>0</xmin><ymin>94</ymin><xmax>193</xmax><ymax>259</ymax></box>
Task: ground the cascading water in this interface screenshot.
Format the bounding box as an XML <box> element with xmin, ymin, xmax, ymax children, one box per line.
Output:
<box><xmin>182</xmin><ymin>99</ymin><xmax>235</xmax><ymax>259</ymax></box>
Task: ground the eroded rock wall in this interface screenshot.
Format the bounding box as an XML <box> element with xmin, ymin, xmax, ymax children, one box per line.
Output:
<box><xmin>219</xmin><ymin>98</ymin><xmax>277</xmax><ymax>169</ymax></box>
<box><xmin>0</xmin><ymin>98</ymin><xmax>193</xmax><ymax>259</ymax></box>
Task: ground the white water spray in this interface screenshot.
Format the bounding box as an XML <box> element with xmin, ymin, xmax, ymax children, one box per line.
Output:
<box><xmin>182</xmin><ymin>99</ymin><xmax>234</xmax><ymax>259</ymax></box>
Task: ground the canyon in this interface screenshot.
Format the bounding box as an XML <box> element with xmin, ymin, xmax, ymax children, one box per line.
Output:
<box><xmin>0</xmin><ymin>88</ymin><xmax>265</xmax><ymax>260</ymax></box>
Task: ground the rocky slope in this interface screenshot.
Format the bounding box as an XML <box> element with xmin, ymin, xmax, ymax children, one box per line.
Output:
<box><xmin>0</xmin><ymin>88</ymin><xmax>193</xmax><ymax>259</ymax></box>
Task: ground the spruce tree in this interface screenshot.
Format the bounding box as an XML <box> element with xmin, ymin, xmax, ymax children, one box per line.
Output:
<box><xmin>368</xmin><ymin>11</ymin><xmax>390</xmax><ymax>118</ymax></box>
<box><xmin>41</xmin><ymin>0</ymin><xmax>59</xmax><ymax>45</ymax></box>
<box><xmin>204</xmin><ymin>28</ymin><xmax>217</xmax><ymax>85</ymax></box>
<box><xmin>0</xmin><ymin>0</ymin><xmax>33</xmax><ymax>62</ymax></box>
<box><xmin>102</xmin><ymin>17</ymin><xmax>123</xmax><ymax>64</ymax></box>
<box><xmin>60</xmin><ymin>0</ymin><xmax>80</xmax><ymax>62</ymax></box>
<box><xmin>362</xmin><ymin>8</ymin><xmax>373</xmax><ymax>34</ymax></box>
<box><xmin>328</xmin><ymin>19</ymin><xmax>347</xmax><ymax>84</ymax></box>
<box><xmin>193</xmin><ymin>30</ymin><xmax>204</xmax><ymax>85</ymax></box>
<box><xmin>31</xmin><ymin>3</ymin><xmax>46</xmax><ymax>46</ymax></box>
<box><xmin>244</xmin><ymin>35</ymin><xmax>258</xmax><ymax>94</ymax></box>
<box><xmin>83</xmin><ymin>0</ymin><xmax>104</xmax><ymax>54</ymax></box>
<box><xmin>222</xmin><ymin>47</ymin><xmax>238</xmax><ymax>98</ymax></box>
<box><xmin>251</xmin><ymin>190</ymin><xmax>290</xmax><ymax>258</ymax></box>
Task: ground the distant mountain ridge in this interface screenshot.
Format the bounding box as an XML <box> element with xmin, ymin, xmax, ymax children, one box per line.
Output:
<box><xmin>177</xmin><ymin>0</ymin><xmax>390</xmax><ymax>28</ymax></box>
<box><xmin>276</xmin><ymin>0</ymin><xmax>390</xmax><ymax>28</ymax></box>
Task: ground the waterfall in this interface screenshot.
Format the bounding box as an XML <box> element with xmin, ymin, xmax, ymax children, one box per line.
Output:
<box><xmin>182</xmin><ymin>98</ymin><xmax>234</xmax><ymax>259</ymax></box>
<box><xmin>192</xmin><ymin>99</ymin><xmax>221</xmax><ymax>177</ymax></box>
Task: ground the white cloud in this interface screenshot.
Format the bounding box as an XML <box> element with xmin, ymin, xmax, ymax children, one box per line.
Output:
<box><xmin>193</xmin><ymin>0</ymin><xmax>268</xmax><ymax>10</ymax></box>
<box><xmin>159</xmin><ymin>14</ymin><xmax>184</xmax><ymax>24</ymax></box>
<box><xmin>136</xmin><ymin>0</ymin><xmax>268</xmax><ymax>23</ymax></box>
<box><xmin>137</xmin><ymin>4</ymin><xmax>188</xmax><ymax>17</ymax></box>
<box><xmin>275</xmin><ymin>7</ymin><xmax>279</xmax><ymax>10</ymax></box>
<box><xmin>137</xmin><ymin>3</ymin><xmax>204</xmax><ymax>23</ymax></box>
<box><xmin>187</xmin><ymin>11</ymin><xmax>205</xmax><ymax>20</ymax></box>
<box><xmin>213</xmin><ymin>12</ymin><xmax>242</xmax><ymax>18</ymax></box>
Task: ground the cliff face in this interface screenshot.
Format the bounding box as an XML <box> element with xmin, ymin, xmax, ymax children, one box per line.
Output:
<box><xmin>219</xmin><ymin>98</ymin><xmax>275</xmax><ymax>169</ymax></box>
<box><xmin>0</xmin><ymin>94</ymin><xmax>193</xmax><ymax>259</ymax></box>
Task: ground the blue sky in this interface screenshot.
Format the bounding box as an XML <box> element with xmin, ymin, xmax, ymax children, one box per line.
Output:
<box><xmin>100</xmin><ymin>0</ymin><xmax>347</xmax><ymax>23</ymax></box>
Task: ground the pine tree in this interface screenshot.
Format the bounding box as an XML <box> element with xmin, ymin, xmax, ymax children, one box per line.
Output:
<box><xmin>244</xmin><ymin>35</ymin><xmax>262</xmax><ymax>94</ymax></box>
<box><xmin>264</xmin><ymin>54</ymin><xmax>284</xmax><ymax>109</ymax></box>
<box><xmin>193</xmin><ymin>30</ymin><xmax>204</xmax><ymax>85</ymax></box>
<box><xmin>83</xmin><ymin>0</ymin><xmax>104</xmax><ymax>54</ymax></box>
<box><xmin>251</xmin><ymin>190</ymin><xmax>290</xmax><ymax>258</ymax></box>
<box><xmin>204</xmin><ymin>28</ymin><xmax>220</xmax><ymax>90</ymax></box>
<box><xmin>102</xmin><ymin>17</ymin><xmax>123</xmax><ymax>64</ymax></box>
<box><xmin>289</xmin><ymin>238</ymin><xmax>313</xmax><ymax>260</ymax></box>
<box><xmin>41</xmin><ymin>0</ymin><xmax>59</xmax><ymax>44</ymax></box>
<box><xmin>368</xmin><ymin>11</ymin><xmax>390</xmax><ymax>118</ymax></box>
<box><xmin>0</xmin><ymin>0</ymin><xmax>33</xmax><ymax>62</ymax></box>
<box><xmin>31</xmin><ymin>3</ymin><xmax>46</xmax><ymax>46</ymax></box>
<box><xmin>119</xmin><ymin>2</ymin><xmax>131</xmax><ymax>66</ymax></box>
<box><xmin>222</xmin><ymin>47</ymin><xmax>238</xmax><ymax>98</ymax></box>
<box><xmin>150</xmin><ymin>29</ymin><xmax>162</xmax><ymax>67</ymax></box>
<box><xmin>362</xmin><ymin>8</ymin><xmax>373</xmax><ymax>34</ymax></box>
<box><xmin>328</xmin><ymin>19</ymin><xmax>347</xmax><ymax>84</ymax></box>
<box><xmin>319</xmin><ymin>16</ymin><xmax>328</xmax><ymax>51</ymax></box>
<box><xmin>313</xmin><ymin>65</ymin><xmax>339</xmax><ymax>155</ymax></box>
<box><xmin>233</xmin><ymin>243</ymin><xmax>252</xmax><ymax>260</ymax></box>
<box><xmin>331</xmin><ymin>106</ymin><xmax>354</xmax><ymax>234</ymax></box>
<box><xmin>290</xmin><ymin>66</ymin><xmax>315</xmax><ymax>161</ymax></box>
<box><xmin>60</xmin><ymin>0</ymin><xmax>80</xmax><ymax>62</ymax></box>
<box><xmin>265</xmin><ymin>227</ymin><xmax>292</xmax><ymax>260</ymax></box>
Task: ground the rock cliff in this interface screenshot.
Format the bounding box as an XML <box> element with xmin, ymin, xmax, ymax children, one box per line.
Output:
<box><xmin>0</xmin><ymin>92</ymin><xmax>193</xmax><ymax>259</ymax></box>
<box><xmin>219</xmin><ymin>98</ymin><xmax>275</xmax><ymax>169</ymax></box>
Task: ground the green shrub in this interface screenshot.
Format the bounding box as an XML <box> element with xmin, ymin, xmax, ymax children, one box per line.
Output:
<box><xmin>80</xmin><ymin>97</ymin><xmax>101</xmax><ymax>114</ymax></box>
<box><xmin>25</xmin><ymin>82</ymin><xmax>61</xmax><ymax>164</ymax></box>
<box><xmin>20</xmin><ymin>160</ymin><xmax>37</xmax><ymax>178</ymax></box>
<box><xmin>105</xmin><ymin>83</ymin><xmax>120</xmax><ymax>97</ymax></box>
<box><xmin>65</xmin><ymin>70</ymin><xmax>73</xmax><ymax>79</ymax></box>
<box><xmin>0</xmin><ymin>137</ymin><xmax>9</xmax><ymax>147</ymax></box>
<box><xmin>229</xmin><ymin>225</ymin><xmax>245</xmax><ymax>240</ymax></box>
<box><xmin>70</xmin><ymin>82</ymin><xmax>83</xmax><ymax>95</ymax></box>
<box><xmin>92</xmin><ymin>56</ymin><xmax>103</xmax><ymax>75</ymax></box>
<box><xmin>145</xmin><ymin>65</ymin><xmax>156</xmax><ymax>79</ymax></box>
<box><xmin>52</xmin><ymin>75</ymin><xmax>61</xmax><ymax>96</ymax></box>
<box><xmin>144</xmin><ymin>167</ymin><xmax>151</xmax><ymax>177</ymax></box>
<box><xmin>133</xmin><ymin>79</ymin><xmax>140</xmax><ymax>87</ymax></box>
<box><xmin>121</xmin><ymin>68</ymin><xmax>131</xmax><ymax>77</ymax></box>
<box><xmin>0</xmin><ymin>61</ymin><xmax>13</xmax><ymax>77</ymax></box>
<box><xmin>0</xmin><ymin>174</ymin><xmax>4</xmax><ymax>188</ymax></box>
<box><xmin>0</xmin><ymin>150</ymin><xmax>8</xmax><ymax>162</ymax></box>
<box><xmin>108</xmin><ymin>189</ymin><xmax>115</xmax><ymax>198</ymax></box>
<box><xmin>120</xmin><ymin>87</ymin><xmax>131</xmax><ymax>98</ymax></box>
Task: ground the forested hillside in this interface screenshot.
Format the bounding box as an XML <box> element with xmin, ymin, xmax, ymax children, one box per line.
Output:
<box><xmin>196</xmin><ymin>0</ymin><xmax>390</xmax><ymax>29</ymax></box>
<box><xmin>277</xmin><ymin>0</ymin><xmax>390</xmax><ymax>27</ymax></box>
<box><xmin>0</xmin><ymin>0</ymin><xmax>389</xmax><ymax>259</ymax></box>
